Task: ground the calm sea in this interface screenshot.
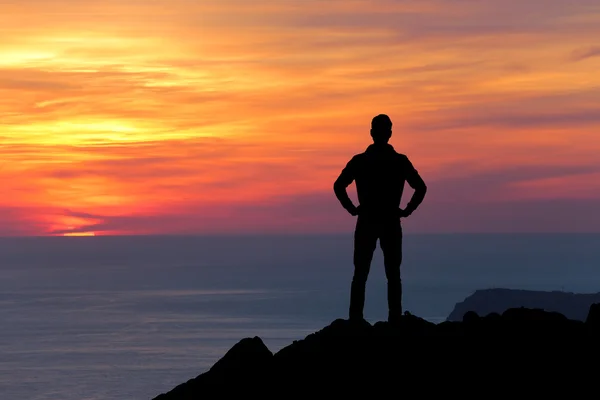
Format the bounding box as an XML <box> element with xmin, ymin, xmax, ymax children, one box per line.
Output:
<box><xmin>1</xmin><ymin>233</ymin><xmax>599</xmax><ymax>400</ymax></box>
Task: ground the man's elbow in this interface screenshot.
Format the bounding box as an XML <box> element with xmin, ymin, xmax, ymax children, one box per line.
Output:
<box><xmin>333</xmin><ymin>179</ymin><xmax>346</xmax><ymax>193</ymax></box>
<box><xmin>333</xmin><ymin>181</ymin><xmax>341</xmax><ymax>195</ymax></box>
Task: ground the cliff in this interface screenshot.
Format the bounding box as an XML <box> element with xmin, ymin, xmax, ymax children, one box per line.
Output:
<box><xmin>447</xmin><ymin>288</ymin><xmax>600</xmax><ymax>321</ymax></box>
<box><xmin>153</xmin><ymin>304</ymin><xmax>600</xmax><ymax>398</ymax></box>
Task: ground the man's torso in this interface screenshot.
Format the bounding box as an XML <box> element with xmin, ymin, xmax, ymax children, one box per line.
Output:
<box><xmin>352</xmin><ymin>144</ymin><xmax>410</xmax><ymax>217</ymax></box>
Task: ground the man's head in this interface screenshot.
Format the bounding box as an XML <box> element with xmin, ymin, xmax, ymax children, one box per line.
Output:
<box><xmin>370</xmin><ymin>114</ymin><xmax>392</xmax><ymax>144</ymax></box>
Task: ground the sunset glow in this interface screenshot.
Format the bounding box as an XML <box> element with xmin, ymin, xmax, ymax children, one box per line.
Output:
<box><xmin>63</xmin><ymin>232</ymin><xmax>96</xmax><ymax>237</ymax></box>
<box><xmin>2</xmin><ymin>0</ymin><xmax>600</xmax><ymax>235</ymax></box>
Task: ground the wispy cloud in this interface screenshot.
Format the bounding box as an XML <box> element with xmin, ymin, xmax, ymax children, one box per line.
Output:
<box><xmin>570</xmin><ymin>46</ymin><xmax>600</xmax><ymax>61</ymax></box>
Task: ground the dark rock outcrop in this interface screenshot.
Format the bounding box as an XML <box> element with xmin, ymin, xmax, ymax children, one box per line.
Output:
<box><xmin>153</xmin><ymin>337</ymin><xmax>272</xmax><ymax>399</ymax></box>
<box><xmin>587</xmin><ymin>303</ymin><xmax>600</xmax><ymax>329</ymax></box>
<box><xmin>153</xmin><ymin>306</ymin><xmax>600</xmax><ymax>398</ymax></box>
<box><xmin>447</xmin><ymin>288</ymin><xmax>600</xmax><ymax>321</ymax></box>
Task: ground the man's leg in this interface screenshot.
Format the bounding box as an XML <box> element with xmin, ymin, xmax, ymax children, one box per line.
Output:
<box><xmin>349</xmin><ymin>217</ymin><xmax>377</xmax><ymax>321</ymax></box>
<box><xmin>380</xmin><ymin>218</ymin><xmax>403</xmax><ymax>322</ymax></box>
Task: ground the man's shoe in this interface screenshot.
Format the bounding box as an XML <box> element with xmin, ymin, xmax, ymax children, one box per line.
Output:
<box><xmin>349</xmin><ymin>315</ymin><xmax>365</xmax><ymax>323</ymax></box>
<box><xmin>348</xmin><ymin>316</ymin><xmax>371</xmax><ymax>331</ymax></box>
<box><xmin>388</xmin><ymin>310</ymin><xmax>403</xmax><ymax>325</ymax></box>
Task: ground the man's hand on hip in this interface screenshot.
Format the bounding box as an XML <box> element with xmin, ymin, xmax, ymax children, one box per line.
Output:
<box><xmin>398</xmin><ymin>208</ymin><xmax>411</xmax><ymax>218</ymax></box>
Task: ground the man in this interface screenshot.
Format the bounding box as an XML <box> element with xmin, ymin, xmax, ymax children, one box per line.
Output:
<box><xmin>334</xmin><ymin>114</ymin><xmax>427</xmax><ymax>323</ymax></box>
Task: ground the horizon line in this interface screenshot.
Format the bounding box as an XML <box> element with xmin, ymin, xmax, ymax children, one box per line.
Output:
<box><xmin>2</xmin><ymin>231</ymin><xmax>600</xmax><ymax>239</ymax></box>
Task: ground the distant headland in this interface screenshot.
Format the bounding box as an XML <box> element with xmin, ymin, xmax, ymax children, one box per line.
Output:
<box><xmin>447</xmin><ymin>288</ymin><xmax>600</xmax><ymax>321</ymax></box>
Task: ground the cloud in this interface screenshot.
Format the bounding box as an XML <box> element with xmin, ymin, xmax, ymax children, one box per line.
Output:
<box><xmin>47</xmin><ymin>191</ymin><xmax>353</xmax><ymax>235</ymax></box>
<box><xmin>47</xmin><ymin>183</ymin><xmax>600</xmax><ymax>236</ymax></box>
<box><xmin>422</xmin><ymin>164</ymin><xmax>600</xmax><ymax>203</ymax></box>
<box><xmin>571</xmin><ymin>46</ymin><xmax>600</xmax><ymax>61</ymax></box>
<box><xmin>405</xmin><ymin>198</ymin><xmax>600</xmax><ymax>233</ymax></box>
<box><xmin>405</xmin><ymin>88</ymin><xmax>600</xmax><ymax>131</ymax></box>
<box><xmin>0</xmin><ymin>207</ymin><xmax>46</xmax><ymax>236</ymax></box>
<box><xmin>417</xmin><ymin>109</ymin><xmax>600</xmax><ymax>130</ymax></box>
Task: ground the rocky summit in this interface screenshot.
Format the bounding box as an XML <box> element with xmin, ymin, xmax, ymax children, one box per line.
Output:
<box><xmin>154</xmin><ymin>305</ymin><xmax>600</xmax><ymax>398</ymax></box>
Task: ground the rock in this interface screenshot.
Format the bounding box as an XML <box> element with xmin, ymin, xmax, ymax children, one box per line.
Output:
<box><xmin>447</xmin><ymin>288</ymin><xmax>600</xmax><ymax>321</ymax></box>
<box><xmin>153</xmin><ymin>336</ymin><xmax>272</xmax><ymax>399</ymax></box>
<box><xmin>462</xmin><ymin>310</ymin><xmax>480</xmax><ymax>323</ymax></box>
<box><xmin>586</xmin><ymin>303</ymin><xmax>600</xmax><ymax>328</ymax></box>
<box><xmin>153</xmin><ymin>307</ymin><xmax>600</xmax><ymax>399</ymax></box>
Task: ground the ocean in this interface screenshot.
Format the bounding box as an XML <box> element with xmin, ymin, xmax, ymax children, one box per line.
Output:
<box><xmin>1</xmin><ymin>233</ymin><xmax>599</xmax><ymax>400</ymax></box>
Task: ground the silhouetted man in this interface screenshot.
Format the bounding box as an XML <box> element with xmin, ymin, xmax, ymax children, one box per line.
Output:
<box><xmin>334</xmin><ymin>114</ymin><xmax>427</xmax><ymax>323</ymax></box>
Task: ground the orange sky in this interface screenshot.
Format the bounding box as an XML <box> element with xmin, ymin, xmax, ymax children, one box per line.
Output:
<box><xmin>1</xmin><ymin>0</ymin><xmax>600</xmax><ymax>236</ymax></box>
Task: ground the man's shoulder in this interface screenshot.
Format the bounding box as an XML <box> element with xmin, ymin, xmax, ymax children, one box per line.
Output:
<box><xmin>340</xmin><ymin>154</ymin><xmax>363</xmax><ymax>171</ymax></box>
<box><xmin>380</xmin><ymin>144</ymin><xmax>409</xmax><ymax>161</ymax></box>
<box><xmin>350</xmin><ymin>153</ymin><xmax>366</xmax><ymax>163</ymax></box>
<box><xmin>352</xmin><ymin>148</ymin><xmax>409</xmax><ymax>161</ymax></box>
<box><xmin>394</xmin><ymin>151</ymin><xmax>411</xmax><ymax>162</ymax></box>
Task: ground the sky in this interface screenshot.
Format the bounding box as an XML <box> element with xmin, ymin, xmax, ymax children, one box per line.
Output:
<box><xmin>1</xmin><ymin>0</ymin><xmax>600</xmax><ymax>236</ymax></box>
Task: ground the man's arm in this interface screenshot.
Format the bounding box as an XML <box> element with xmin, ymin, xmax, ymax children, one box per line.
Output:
<box><xmin>334</xmin><ymin>157</ymin><xmax>359</xmax><ymax>216</ymax></box>
<box><xmin>402</xmin><ymin>156</ymin><xmax>427</xmax><ymax>217</ymax></box>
